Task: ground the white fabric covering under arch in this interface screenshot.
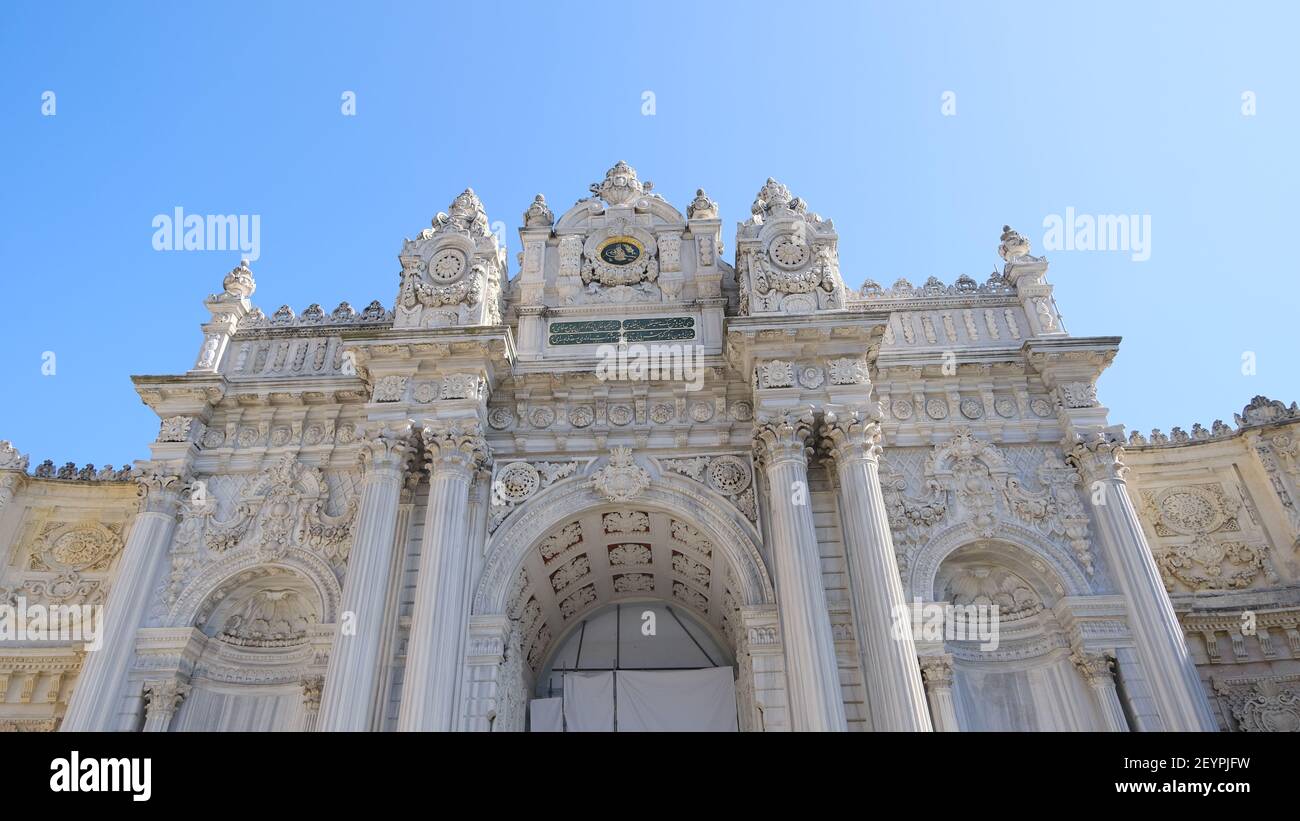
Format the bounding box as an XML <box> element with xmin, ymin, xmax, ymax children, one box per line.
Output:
<box><xmin>529</xmin><ymin>697</ymin><xmax>564</xmax><ymax>732</ymax></box>
<box><xmin>615</xmin><ymin>667</ymin><xmax>737</xmax><ymax>732</ymax></box>
<box><xmin>562</xmin><ymin>672</ymin><xmax>615</xmax><ymax>732</ymax></box>
<box><xmin>551</xmin><ymin>667</ymin><xmax>737</xmax><ymax>732</ymax></box>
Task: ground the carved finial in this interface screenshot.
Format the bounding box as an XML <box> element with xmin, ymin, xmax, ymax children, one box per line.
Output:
<box><xmin>590</xmin><ymin>161</ymin><xmax>648</xmax><ymax>206</ymax></box>
<box><xmin>751</xmin><ymin>177</ymin><xmax>801</xmax><ymax>217</ymax></box>
<box><xmin>998</xmin><ymin>225</ymin><xmax>1031</xmax><ymax>261</ymax></box>
<box><xmin>1236</xmin><ymin>395</ymin><xmax>1300</xmax><ymax>427</ymax></box>
<box><xmin>523</xmin><ymin>193</ymin><xmax>554</xmax><ymax>228</ymax></box>
<box><xmin>0</xmin><ymin>441</ymin><xmax>28</xmax><ymax>472</ymax></box>
<box><xmin>222</xmin><ymin>259</ymin><xmax>256</xmax><ymax>298</ymax></box>
<box><xmin>687</xmin><ymin>188</ymin><xmax>718</xmax><ymax>220</ymax></box>
<box><xmin>433</xmin><ymin>188</ymin><xmax>491</xmax><ymax>237</ymax></box>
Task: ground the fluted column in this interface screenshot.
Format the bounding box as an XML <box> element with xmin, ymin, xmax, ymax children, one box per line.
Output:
<box><xmin>918</xmin><ymin>655</ymin><xmax>960</xmax><ymax>732</ymax></box>
<box><xmin>397</xmin><ymin>421</ymin><xmax>489</xmax><ymax>732</ymax></box>
<box><xmin>821</xmin><ymin>407</ymin><xmax>933</xmax><ymax>731</ymax></box>
<box><xmin>141</xmin><ymin>678</ymin><xmax>189</xmax><ymax>732</ymax></box>
<box><xmin>753</xmin><ymin>410</ymin><xmax>846</xmax><ymax>732</ymax></box>
<box><xmin>62</xmin><ymin>470</ymin><xmax>186</xmax><ymax>731</ymax></box>
<box><xmin>317</xmin><ymin>425</ymin><xmax>414</xmax><ymax>731</ymax></box>
<box><xmin>1068</xmin><ymin>433</ymin><xmax>1216</xmax><ymax>731</ymax></box>
<box><xmin>1072</xmin><ymin>650</ymin><xmax>1129</xmax><ymax>731</ymax></box>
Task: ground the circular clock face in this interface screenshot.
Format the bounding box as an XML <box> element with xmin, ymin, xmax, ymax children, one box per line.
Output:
<box><xmin>429</xmin><ymin>249</ymin><xmax>467</xmax><ymax>283</ymax></box>
<box><xmin>598</xmin><ymin>237</ymin><xmax>643</xmax><ymax>266</ymax></box>
<box><xmin>770</xmin><ymin>237</ymin><xmax>810</xmax><ymax>269</ymax></box>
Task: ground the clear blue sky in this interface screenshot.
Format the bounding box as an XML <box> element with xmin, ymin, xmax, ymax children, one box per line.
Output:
<box><xmin>1</xmin><ymin>1</ymin><xmax>1296</xmax><ymax>467</ymax></box>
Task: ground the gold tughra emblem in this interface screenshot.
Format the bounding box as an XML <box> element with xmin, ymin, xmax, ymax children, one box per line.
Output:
<box><xmin>598</xmin><ymin>236</ymin><xmax>643</xmax><ymax>266</ymax></box>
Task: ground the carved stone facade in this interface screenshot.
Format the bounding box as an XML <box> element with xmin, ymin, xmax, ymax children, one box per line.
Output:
<box><xmin>1</xmin><ymin>162</ymin><xmax>1296</xmax><ymax>731</ymax></box>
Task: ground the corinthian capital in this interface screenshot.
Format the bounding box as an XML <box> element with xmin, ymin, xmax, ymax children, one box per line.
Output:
<box><xmin>143</xmin><ymin>679</ymin><xmax>191</xmax><ymax>719</ymax></box>
<box><xmin>134</xmin><ymin>467</ymin><xmax>189</xmax><ymax>515</ymax></box>
<box><xmin>1070</xmin><ymin>650</ymin><xmax>1116</xmax><ymax>685</ymax></box>
<box><xmin>422</xmin><ymin>420</ymin><xmax>491</xmax><ymax>474</ymax></box>
<box><xmin>358</xmin><ymin>423</ymin><xmax>416</xmax><ymax>475</ymax></box>
<box><xmin>300</xmin><ymin>675</ymin><xmax>325</xmax><ymax>712</ymax></box>
<box><xmin>1066</xmin><ymin>431</ymin><xmax>1128</xmax><ymax>482</ymax></box>
<box><xmin>918</xmin><ymin>654</ymin><xmax>955</xmax><ymax>689</ymax></box>
<box><xmin>819</xmin><ymin>404</ymin><xmax>884</xmax><ymax>465</ymax></box>
<box><xmin>752</xmin><ymin>409</ymin><xmax>816</xmax><ymax>467</ymax></box>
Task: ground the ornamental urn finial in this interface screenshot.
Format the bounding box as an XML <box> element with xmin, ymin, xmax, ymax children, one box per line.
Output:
<box><xmin>435</xmin><ymin>188</ymin><xmax>490</xmax><ymax>236</ymax></box>
<box><xmin>590</xmin><ymin>161</ymin><xmax>651</xmax><ymax>206</ymax></box>
<box><xmin>998</xmin><ymin>224</ymin><xmax>1031</xmax><ymax>261</ymax></box>
<box><xmin>523</xmin><ymin>193</ymin><xmax>554</xmax><ymax>227</ymax></box>
<box><xmin>750</xmin><ymin>177</ymin><xmax>805</xmax><ymax>217</ymax></box>
<box><xmin>687</xmin><ymin>188</ymin><xmax>718</xmax><ymax>220</ymax></box>
<box><xmin>223</xmin><ymin>259</ymin><xmax>256</xmax><ymax>298</ymax></box>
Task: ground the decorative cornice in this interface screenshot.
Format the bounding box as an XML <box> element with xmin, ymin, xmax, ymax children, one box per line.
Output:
<box><xmin>1126</xmin><ymin>395</ymin><xmax>1300</xmax><ymax>450</ymax></box>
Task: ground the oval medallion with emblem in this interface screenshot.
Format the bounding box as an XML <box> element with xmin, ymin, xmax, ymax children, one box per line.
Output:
<box><xmin>597</xmin><ymin>236</ymin><xmax>643</xmax><ymax>266</ymax></box>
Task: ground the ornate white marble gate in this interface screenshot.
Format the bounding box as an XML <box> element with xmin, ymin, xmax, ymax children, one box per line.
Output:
<box><xmin>463</xmin><ymin>464</ymin><xmax>785</xmax><ymax>732</ymax></box>
<box><xmin>20</xmin><ymin>161</ymin><xmax>1286</xmax><ymax>734</ymax></box>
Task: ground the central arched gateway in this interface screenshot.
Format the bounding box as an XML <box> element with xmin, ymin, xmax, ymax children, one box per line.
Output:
<box><xmin>465</xmin><ymin>470</ymin><xmax>784</xmax><ymax>732</ymax></box>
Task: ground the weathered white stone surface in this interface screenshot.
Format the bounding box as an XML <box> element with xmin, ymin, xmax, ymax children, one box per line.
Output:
<box><xmin>1</xmin><ymin>164</ymin><xmax>1297</xmax><ymax>732</ymax></box>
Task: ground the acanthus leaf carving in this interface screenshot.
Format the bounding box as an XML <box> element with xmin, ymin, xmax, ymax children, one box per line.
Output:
<box><xmin>165</xmin><ymin>455</ymin><xmax>361</xmax><ymax>604</ymax></box>
<box><xmin>590</xmin><ymin>447</ymin><xmax>650</xmax><ymax>504</ymax></box>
